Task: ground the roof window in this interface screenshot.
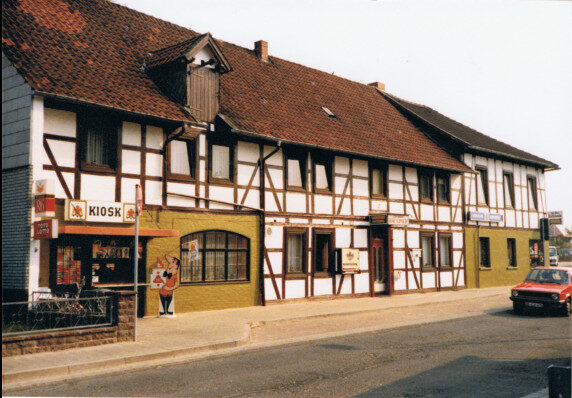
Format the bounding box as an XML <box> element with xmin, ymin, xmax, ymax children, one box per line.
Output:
<box><xmin>321</xmin><ymin>107</ymin><xmax>335</xmax><ymax>118</ymax></box>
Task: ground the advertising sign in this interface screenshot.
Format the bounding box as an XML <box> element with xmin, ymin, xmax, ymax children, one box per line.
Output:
<box><xmin>189</xmin><ymin>239</ymin><xmax>200</xmax><ymax>261</ymax></box>
<box><xmin>150</xmin><ymin>268</ymin><xmax>167</xmax><ymax>290</ymax></box>
<box><xmin>34</xmin><ymin>196</ymin><xmax>56</xmax><ymax>218</ymax></box>
<box><xmin>468</xmin><ymin>211</ymin><xmax>503</xmax><ymax>223</ymax></box>
<box><xmin>35</xmin><ymin>179</ymin><xmax>54</xmax><ymax>196</ymax></box>
<box><xmin>341</xmin><ymin>248</ymin><xmax>360</xmax><ymax>274</ymax></box>
<box><xmin>64</xmin><ymin>200</ymin><xmax>136</xmax><ymax>223</ymax></box>
<box><xmin>548</xmin><ymin>211</ymin><xmax>563</xmax><ymax>225</ymax></box>
<box><xmin>369</xmin><ymin>213</ymin><xmax>409</xmax><ymax>226</ymax></box>
<box><xmin>33</xmin><ymin>219</ymin><xmax>58</xmax><ymax>239</ymax></box>
<box><xmin>488</xmin><ymin>213</ymin><xmax>503</xmax><ymax>222</ymax></box>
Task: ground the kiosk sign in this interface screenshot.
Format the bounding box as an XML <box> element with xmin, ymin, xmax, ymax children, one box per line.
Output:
<box><xmin>64</xmin><ymin>200</ymin><xmax>136</xmax><ymax>223</ymax></box>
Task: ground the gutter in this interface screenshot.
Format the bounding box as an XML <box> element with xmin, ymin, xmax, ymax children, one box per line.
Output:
<box><xmin>217</xmin><ymin>114</ymin><xmax>473</xmax><ymax>174</ymax></box>
<box><xmin>34</xmin><ymin>91</ymin><xmax>204</xmax><ymax>128</ymax></box>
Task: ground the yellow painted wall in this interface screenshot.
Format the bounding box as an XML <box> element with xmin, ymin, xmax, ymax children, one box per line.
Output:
<box><xmin>138</xmin><ymin>210</ymin><xmax>260</xmax><ymax>315</ymax></box>
<box><xmin>465</xmin><ymin>227</ymin><xmax>549</xmax><ymax>289</ymax></box>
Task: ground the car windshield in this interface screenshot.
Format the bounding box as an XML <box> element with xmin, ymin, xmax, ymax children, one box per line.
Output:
<box><xmin>549</xmin><ymin>247</ymin><xmax>558</xmax><ymax>256</ymax></box>
<box><xmin>525</xmin><ymin>269</ymin><xmax>569</xmax><ymax>285</ymax></box>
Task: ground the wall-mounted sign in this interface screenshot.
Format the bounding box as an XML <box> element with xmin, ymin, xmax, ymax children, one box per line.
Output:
<box><xmin>64</xmin><ymin>200</ymin><xmax>136</xmax><ymax>223</ymax></box>
<box><xmin>35</xmin><ymin>179</ymin><xmax>55</xmax><ymax>196</ymax></box>
<box><xmin>369</xmin><ymin>213</ymin><xmax>409</xmax><ymax>226</ymax></box>
<box><xmin>150</xmin><ymin>268</ymin><xmax>167</xmax><ymax>290</ymax></box>
<box><xmin>33</xmin><ymin>219</ymin><xmax>58</xmax><ymax>239</ymax></box>
<box><xmin>548</xmin><ymin>211</ymin><xmax>563</xmax><ymax>225</ymax></box>
<box><xmin>387</xmin><ymin>215</ymin><xmax>409</xmax><ymax>226</ymax></box>
<box><xmin>341</xmin><ymin>248</ymin><xmax>360</xmax><ymax>274</ymax></box>
<box><xmin>468</xmin><ymin>211</ymin><xmax>503</xmax><ymax>223</ymax></box>
<box><xmin>34</xmin><ymin>196</ymin><xmax>56</xmax><ymax>218</ymax></box>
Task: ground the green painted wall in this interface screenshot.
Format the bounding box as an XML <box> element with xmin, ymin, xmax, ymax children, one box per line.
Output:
<box><xmin>139</xmin><ymin>210</ymin><xmax>260</xmax><ymax>316</ymax></box>
<box><xmin>465</xmin><ymin>227</ymin><xmax>549</xmax><ymax>289</ymax></box>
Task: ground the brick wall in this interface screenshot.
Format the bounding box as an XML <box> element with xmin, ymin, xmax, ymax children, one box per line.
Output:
<box><xmin>2</xmin><ymin>291</ymin><xmax>136</xmax><ymax>357</ymax></box>
<box><xmin>2</xmin><ymin>166</ymin><xmax>32</xmax><ymax>299</ymax></box>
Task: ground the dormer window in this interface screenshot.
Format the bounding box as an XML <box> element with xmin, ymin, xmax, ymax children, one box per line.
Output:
<box><xmin>145</xmin><ymin>33</ymin><xmax>232</xmax><ymax>123</ymax></box>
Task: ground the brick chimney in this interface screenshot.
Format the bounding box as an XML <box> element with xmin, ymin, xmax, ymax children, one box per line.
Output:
<box><xmin>368</xmin><ymin>82</ymin><xmax>386</xmax><ymax>91</ymax></box>
<box><xmin>254</xmin><ymin>40</ymin><xmax>268</xmax><ymax>62</ymax></box>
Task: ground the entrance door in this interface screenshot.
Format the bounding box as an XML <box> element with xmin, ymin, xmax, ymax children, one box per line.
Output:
<box><xmin>371</xmin><ymin>234</ymin><xmax>390</xmax><ymax>294</ymax></box>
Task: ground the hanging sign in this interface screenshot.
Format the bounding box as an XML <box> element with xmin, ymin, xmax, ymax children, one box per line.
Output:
<box><xmin>548</xmin><ymin>211</ymin><xmax>563</xmax><ymax>225</ymax></box>
<box><xmin>387</xmin><ymin>214</ymin><xmax>409</xmax><ymax>226</ymax></box>
<box><xmin>35</xmin><ymin>179</ymin><xmax>55</xmax><ymax>196</ymax></box>
<box><xmin>64</xmin><ymin>199</ymin><xmax>136</xmax><ymax>223</ymax></box>
<box><xmin>33</xmin><ymin>219</ymin><xmax>58</xmax><ymax>239</ymax></box>
<box><xmin>341</xmin><ymin>248</ymin><xmax>360</xmax><ymax>274</ymax></box>
<box><xmin>35</xmin><ymin>196</ymin><xmax>56</xmax><ymax>218</ymax></box>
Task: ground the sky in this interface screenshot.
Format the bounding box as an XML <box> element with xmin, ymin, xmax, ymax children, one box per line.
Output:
<box><xmin>118</xmin><ymin>0</ymin><xmax>572</xmax><ymax>227</ymax></box>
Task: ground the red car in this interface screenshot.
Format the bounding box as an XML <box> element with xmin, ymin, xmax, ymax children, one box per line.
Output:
<box><xmin>510</xmin><ymin>267</ymin><xmax>572</xmax><ymax>316</ymax></box>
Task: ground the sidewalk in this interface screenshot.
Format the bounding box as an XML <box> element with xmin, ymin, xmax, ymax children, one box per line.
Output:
<box><xmin>2</xmin><ymin>286</ymin><xmax>511</xmax><ymax>390</ymax></box>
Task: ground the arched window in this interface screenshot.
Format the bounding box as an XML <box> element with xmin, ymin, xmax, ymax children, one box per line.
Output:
<box><xmin>180</xmin><ymin>230</ymin><xmax>249</xmax><ymax>283</ymax></box>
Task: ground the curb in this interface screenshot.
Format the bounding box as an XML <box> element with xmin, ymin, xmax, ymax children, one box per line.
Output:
<box><xmin>2</xmin><ymin>324</ymin><xmax>251</xmax><ymax>391</ymax></box>
<box><xmin>2</xmin><ymin>291</ymin><xmax>509</xmax><ymax>391</ymax></box>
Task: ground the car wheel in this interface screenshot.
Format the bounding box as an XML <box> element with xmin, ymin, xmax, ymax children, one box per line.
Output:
<box><xmin>563</xmin><ymin>298</ymin><xmax>571</xmax><ymax>317</ymax></box>
<box><xmin>513</xmin><ymin>302</ymin><xmax>524</xmax><ymax>315</ymax></box>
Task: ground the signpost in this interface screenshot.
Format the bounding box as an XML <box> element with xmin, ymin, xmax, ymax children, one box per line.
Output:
<box><xmin>133</xmin><ymin>185</ymin><xmax>142</xmax><ymax>341</ymax></box>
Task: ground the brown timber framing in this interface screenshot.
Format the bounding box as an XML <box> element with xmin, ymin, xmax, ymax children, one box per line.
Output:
<box><xmin>43</xmin><ymin>136</ymin><xmax>73</xmax><ymax>199</ymax></box>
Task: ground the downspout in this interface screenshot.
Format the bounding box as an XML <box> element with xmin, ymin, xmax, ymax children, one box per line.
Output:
<box><xmin>258</xmin><ymin>142</ymin><xmax>282</xmax><ymax>306</ymax></box>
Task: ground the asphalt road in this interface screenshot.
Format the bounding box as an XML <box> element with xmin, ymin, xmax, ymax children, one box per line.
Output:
<box><xmin>8</xmin><ymin>310</ymin><xmax>570</xmax><ymax>397</ymax></box>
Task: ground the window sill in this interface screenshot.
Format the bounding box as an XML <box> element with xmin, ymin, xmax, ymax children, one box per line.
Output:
<box><xmin>168</xmin><ymin>174</ymin><xmax>196</xmax><ymax>183</ymax></box>
<box><xmin>371</xmin><ymin>194</ymin><xmax>387</xmax><ymax>200</ymax></box>
<box><xmin>312</xmin><ymin>271</ymin><xmax>331</xmax><ymax>278</ymax></box>
<box><xmin>421</xmin><ymin>267</ymin><xmax>437</xmax><ymax>272</ymax></box>
<box><xmin>439</xmin><ymin>266</ymin><xmax>453</xmax><ymax>270</ymax></box>
<box><xmin>420</xmin><ymin>198</ymin><xmax>434</xmax><ymax>204</ymax></box>
<box><xmin>286</xmin><ymin>186</ymin><xmax>307</xmax><ymax>193</ymax></box>
<box><xmin>81</xmin><ymin>162</ymin><xmax>116</xmax><ymax>174</ymax></box>
<box><xmin>314</xmin><ymin>188</ymin><xmax>333</xmax><ymax>195</ymax></box>
<box><xmin>506</xmin><ymin>266</ymin><xmax>519</xmax><ymax>270</ymax></box>
<box><xmin>285</xmin><ymin>273</ymin><xmax>306</xmax><ymax>280</ymax></box>
<box><xmin>180</xmin><ymin>280</ymin><xmax>250</xmax><ymax>286</ymax></box>
<box><xmin>209</xmin><ymin>177</ymin><xmax>234</xmax><ymax>186</ymax></box>
<box><xmin>479</xmin><ymin>266</ymin><xmax>492</xmax><ymax>271</ymax></box>
<box><xmin>437</xmin><ymin>200</ymin><xmax>450</xmax><ymax>205</ymax></box>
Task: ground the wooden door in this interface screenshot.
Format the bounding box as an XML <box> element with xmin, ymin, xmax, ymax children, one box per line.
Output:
<box><xmin>372</xmin><ymin>237</ymin><xmax>388</xmax><ymax>292</ymax></box>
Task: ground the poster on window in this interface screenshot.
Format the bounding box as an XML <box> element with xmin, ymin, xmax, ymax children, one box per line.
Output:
<box><xmin>188</xmin><ymin>239</ymin><xmax>200</xmax><ymax>261</ymax></box>
<box><xmin>529</xmin><ymin>240</ymin><xmax>544</xmax><ymax>267</ymax></box>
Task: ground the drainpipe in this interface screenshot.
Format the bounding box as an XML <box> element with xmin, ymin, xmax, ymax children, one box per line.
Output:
<box><xmin>476</xmin><ymin>221</ymin><xmax>481</xmax><ymax>288</ymax></box>
<box><xmin>257</xmin><ymin>142</ymin><xmax>281</xmax><ymax>306</ymax></box>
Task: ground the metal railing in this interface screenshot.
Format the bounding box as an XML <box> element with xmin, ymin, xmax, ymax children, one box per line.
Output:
<box><xmin>2</xmin><ymin>294</ymin><xmax>114</xmax><ymax>337</ymax></box>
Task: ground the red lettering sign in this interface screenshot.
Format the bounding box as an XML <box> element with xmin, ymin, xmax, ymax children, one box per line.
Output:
<box><xmin>136</xmin><ymin>185</ymin><xmax>143</xmax><ymax>215</ymax></box>
<box><xmin>33</xmin><ymin>219</ymin><xmax>58</xmax><ymax>239</ymax></box>
<box><xmin>34</xmin><ymin>196</ymin><xmax>55</xmax><ymax>218</ymax></box>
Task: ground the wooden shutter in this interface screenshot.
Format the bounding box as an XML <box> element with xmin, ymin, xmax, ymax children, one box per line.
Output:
<box><xmin>188</xmin><ymin>67</ymin><xmax>219</xmax><ymax>122</ymax></box>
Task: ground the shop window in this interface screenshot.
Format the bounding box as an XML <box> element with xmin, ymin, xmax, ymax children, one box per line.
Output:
<box><xmin>180</xmin><ymin>231</ymin><xmax>249</xmax><ymax>283</ymax></box>
<box><xmin>480</xmin><ymin>237</ymin><xmax>491</xmax><ymax>268</ymax></box>
<box><xmin>79</xmin><ymin>111</ymin><xmax>118</xmax><ymax>171</ymax></box>
<box><xmin>507</xmin><ymin>238</ymin><xmax>517</xmax><ymax>267</ymax></box>
<box><xmin>527</xmin><ymin>177</ymin><xmax>538</xmax><ymax>210</ymax></box>
<box><xmin>503</xmin><ymin>172</ymin><xmax>515</xmax><ymax>208</ymax></box>
<box><xmin>421</xmin><ymin>234</ymin><xmax>435</xmax><ymax>269</ymax></box>
<box><xmin>90</xmin><ymin>238</ymin><xmax>139</xmax><ymax>285</ymax></box>
<box><xmin>370</xmin><ymin>163</ymin><xmax>387</xmax><ymax>198</ymax></box>
<box><xmin>419</xmin><ymin>171</ymin><xmax>433</xmax><ymax>201</ymax></box>
<box><xmin>476</xmin><ymin>167</ymin><xmax>489</xmax><ymax>205</ymax></box>
<box><xmin>436</xmin><ymin>174</ymin><xmax>450</xmax><ymax>203</ymax></box>
<box><xmin>313</xmin><ymin>230</ymin><xmax>333</xmax><ymax>274</ymax></box>
<box><xmin>286</xmin><ymin>229</ymin><xmax>306</xmax><ymax>274</ymax></box>
<box><xmin>210</xmin><ymin>143</ymin><xmax>233</xmax><ymax>182</ymax></box>
<box><xmin>286</xmin><ymin>150</ymin><xmax>307</xmax><ymax>190</ymax></box>
<box><xmin>168</xmin><ymin>139</ymin><xmax>196</xmax><ymax>180</ymax></box>
<box><xmin>313</xmin><ymin>154</ymin><xmax>332</xmax><ymax>193</ymax></box>
<box><xmin>529</xmin><ymin>239</ymin><xmax>544</xmax><ymax>267</ymax></box>
<box><xmin>438</xmin><ymin>235</ymin><xmax>452</xmax><ymax>268</ymax></box>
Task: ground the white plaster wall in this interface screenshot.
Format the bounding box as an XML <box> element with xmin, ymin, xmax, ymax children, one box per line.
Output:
<box><xmin>44</xmin><ymin>108</ymin><xmax>76</xmax><ymax>138</ymax></box>
<box><xmin>209</xmin><ymin>185</ymin><xmax>234</xmax><ymax>210</ymax></box>
<box><xmin>422</xmin><ymin>272</ymin><xmax>436</xmax><ymax>288</ymax></box>
<box><xmin>353</xmin><ymin>199</ymin><xmax>369</xmax><ymax>216</ymax></box>
<box><xmin>388</xmin><ymin>164</ymin><xmax>402</xmax><ymax>181</ymax></box>
<box><xmin>265</xmin><ymin>226</ymin><xmax>283</xmax><ymax>249</ymax></box>
<box><xmin>145</xmin><ymin>180</ymin><xmax>162</xmax><ymax>205</ymax></box>
<box><xmin>122</xmin><ymin>150</ymin><xmax>141</xmax><ymax>174</ymax></box>
<box><xmin>80</xmin><ymin>174</ymin><xmax>115</xmax><ymax>201</ymax></box>
<box><xmin>286</xmin><ymin>192</ymin><xmax>306</xmax><ymax>213</ymax></box>
<box><xmin>354</xmin><ymin>273</ymin><xmax>370</xmax><ymax>293</ymax></box>
<box><xmin>336</xmin><ymin>228</ymin><xmax>351</xmax><ymax>248</ymax></box>
<box><xmin>354</xmin><ymin>229</ymin><xmax>368</xmax><ymax>248</ymax></box>
<box><xmin>266</xmin><ymin>252</ymin><xmax>282</xmax><ymax>274</ymax></box>
<box><xmin>237</xmin><ymin>164</ymin><xmax>259</xmax><ymax>186</ymax></box>
<box><xmin>285</xmin><ymin>280</ymin><xmax>305</xmax><ymax>299</ymax></box>
<box><xmin>121</xmin><ymin>178</ymin><xmax>140</xmax><ymax>203</ymax></box>
<box><xmin>313</xmin><ymin>278</ymin><xmax>333</xmax><ymax>295</ymax></box>
<box><xmin>353</xmin><ymin>159</ymin><xmax>368</xmax><ymax>178</ymax></box>
<box><xmin>166</xmin><ymin>182</ymin><xmax>196</xmax><ymax>207</ymax></box>
<box><xmin>335</xmin><ymin>156</ymin><xmax>350</xmax><ymax>175</ymax></box>
<box><xmin>122</xmin><ymin>122</ymin><xmax>141</xmax><ymax>146</ymax></box>
<box><xmin>145</xmin><ymin>153</ymin><xmax>162</xmax><ymax>177</ymax></box>
<box><xmin>145</xmin><ymin>126</ymin><xmax>164</xmax><ymax>149</ymax></box>
<box><xmin>46</xmin><ymin>138</ymin><xmax>75</xmax><ymax>167</ymax></box>
<box><xmin>237</xmin><ymin>141</ymin><xmax>259</xmax><ymax>163</ymax></box>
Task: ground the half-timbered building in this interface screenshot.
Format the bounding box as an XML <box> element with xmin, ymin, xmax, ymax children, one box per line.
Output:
<box><xmin>384</xmin><ymin>93</ymin><xmax>559</xmax><ymax>288</ymax></box>
<box><xmin>5</xmin><ymin>0</ymin><xmax>542</xmax><ymax>315</ymax></box>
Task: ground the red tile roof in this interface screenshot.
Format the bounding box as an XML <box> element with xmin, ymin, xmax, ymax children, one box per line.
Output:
<box><xmin>2</xmin><ymin>0</ymin><xmax>471</xmax><ymax>172</ymax></box>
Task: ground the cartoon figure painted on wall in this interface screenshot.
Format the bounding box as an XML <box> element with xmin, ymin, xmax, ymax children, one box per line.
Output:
<box><xmin>151</xmin><ymin>255</ymin><xmax>180</xmax><ymax>317</ymax></box>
